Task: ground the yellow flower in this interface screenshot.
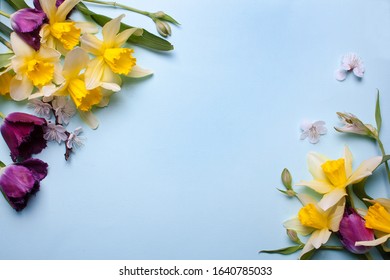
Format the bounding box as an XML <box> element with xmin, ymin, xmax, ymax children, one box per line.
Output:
<box><xmin>39</xmin><ymin>0</ymin><xmax>97</xmax><ymax>53</ymax></box>
<box><xmin>9</xmin><ymin>33</ymin><xmax>61</xmax><ymax>101</ymax></box>
<box><xmin>284</xmin><ymin>196</ymin><xmax>345</xmax><ymax>259</ymax></box>
<box><xmin>297</xmin><ymin>146</ymin><xmax>382</xmax><ymax>210</ymax></box>
<box><xmin>53</xmin><ymin>47</ymin><xmax>102</xmax><ymax>129</ymax></box>
<box><xmin>81</xmin><ymin>14</ymin><xmax>152</xmax><ymax>93</ymax></box>
<box><xmin>356</xmin><ymin>200</ymin><xmax>390</xmax><ymax>247</ymax></box>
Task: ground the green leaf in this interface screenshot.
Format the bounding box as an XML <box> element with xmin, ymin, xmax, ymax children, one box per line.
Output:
<box><xmin>300</xmin><ymin>249</ymin><xmax>316</xmax><ymax>260</ymax></box>
<box><xmin>383</xmin><ymin>155</ymin><xmax>390</xmax><ymax>163</ymax></box>
<box><xmin>352</xmin><ymin>179</ymin><xmax>372</xmax><ymax>208</ymax></box>
<box><xmin>0</xmin><ymin>53</ymin><xmax>13</xmax><ymax>69</ymax></box>
<box><xmin>0</xmin><ymin>161</ymin><xmax>5</xmax><ymax>168</ymax></box>
<box><xmin>375</xmin><ymin>90</ymin><xmax>382</xmax><ymax>134</ymax></box>
<box><xmin>76</xmin><ymin>3</ymin><xmax>174</xmax><ymax>51</ymax></box>
<box><xmin>0</xmin><ymin>22</ymin><xmax>12</xmax><ymax>37</ymax></box>
<box><xmin>160</xmin><ymin>13</ymin><xmax>180</xmax><ymax>25</ymax></box>
<box><xmin>260</xmin><ymin>244</ymin><xmax>304</xmax><ymax>255</ymax></box>
<box><xmin>4</xmin><ymin>0</ymin><xmax>29</xmax><ymax>10</ymax></box>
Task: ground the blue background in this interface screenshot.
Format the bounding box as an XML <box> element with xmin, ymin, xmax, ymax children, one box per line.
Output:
<box><xmin>0</xmin><ymin>0</ymin><xmax>390</xmax><ymax>259</ymax></box>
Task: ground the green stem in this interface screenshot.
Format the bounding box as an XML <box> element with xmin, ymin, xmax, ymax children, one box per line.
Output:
<box><xmin>0</xmin><ymin>112</ymin><xmax>5</xmax><ymax>119</ymax></box>
<box><xmin>346</xmin><ymin>185</ymin><xmax>355</xmax><ymax>209</ymax></box>
<box><xmin>0</xmin><ymin>35</ymin><xmax>12</xmax><ymax>50</ymax></box>
<box><xmin>82</xmin><ymin>0</ymin><xmax>150</xmax><ymax>17</ymax></box>
<box><xmin>377</xmin><ymin>138</ymin><xmax>390</xmax><ymax>185</ymax></box>
<box><xmin>364</xmin><ymin>252</ymin><xmax>374</xmax><ymax>260</ymax></box>
<box><xmin>318</xmin><ymin>245</ymin><xmax>344</xmax><ymax>250</ymax></box>
<box><xmin>0</xmin><ymin>10</ymin><xmax>11</xmax><ymax>18</ymax></box>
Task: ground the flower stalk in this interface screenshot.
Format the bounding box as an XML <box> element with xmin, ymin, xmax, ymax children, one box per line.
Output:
<box><xmin>0</xmin><ymin>34</ymin><xmax>12</xmax><ymax>49</ymax></box>
<box><xmin>0</xmin><ymin>10</ymin><xmax>10</xmax><ymax>18</ymax></box>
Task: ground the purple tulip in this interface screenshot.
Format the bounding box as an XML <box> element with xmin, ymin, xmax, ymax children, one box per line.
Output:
<box><xmin>338</xmin><ymin>207</ymin><xmax>375</xmax><ymax>254</ymax></box>
<box><xmin>1</xmin><ymin>112</ymin><xmax>47</xmax><ymax>162</ymax></box>
<box><xmin>10</xmin><ymin>8</ymin><xmax>47</xmax><ymax>51</ymax></box>
<box><xmin>0</xmin><ymin>159</ymin><xmax>48</xmax><ymax>211</ymax></box>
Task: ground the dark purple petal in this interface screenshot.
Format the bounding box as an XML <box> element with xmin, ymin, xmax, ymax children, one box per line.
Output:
<box><xmin>0</xmin><ymin>165</ymin><xmax>37</xmax><ymax>211</ymax></box>
<box><xmin>1</xmin><ymin>112</ymin><xmax>47</xmax><ymax>162</ymax></box>
<box><xmin>16</xmin><ymin>158</ymin><xmax>48</xmax><ymax>181</ymax></box>
<box><xmin>338</xmin><ymin>208</ymin><xmax>375</xmax><ymax>254</ymax></box>
<box><xmin>11</xmin><ymin>8</ymin><xmax>46</xmax><ymax>51</ymax></box>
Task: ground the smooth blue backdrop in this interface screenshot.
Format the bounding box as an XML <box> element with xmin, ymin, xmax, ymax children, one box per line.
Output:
<box><xmin>0</xmin><ymin>0</ymin><xmax>389</xmax><ymax>259</ymax></box>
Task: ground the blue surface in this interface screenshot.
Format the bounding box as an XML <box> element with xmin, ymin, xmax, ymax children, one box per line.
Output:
<box><xmin>0</xmin><ymin>0</ymin><xmax>390</xmax><ymax>259</ymax></box>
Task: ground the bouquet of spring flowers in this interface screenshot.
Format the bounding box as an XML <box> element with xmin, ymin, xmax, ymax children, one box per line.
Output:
<box><xmin>261</xmin><ymin>92</ymin><xmax>390</xmax><ymax>260</ymax></box>
<box><xmin>0</xmin><ymin>0</ymin><xmax>178</xmax><ymax>211</ymax></box>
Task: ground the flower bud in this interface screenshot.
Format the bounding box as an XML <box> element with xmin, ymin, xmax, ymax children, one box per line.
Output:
<box><xmin>281</xmin><ymin>168</ymin><xmax>292</xmax><ymax>189</ymax></box>
<box><xmin>335</xmin><ymin>112</ymin><xmax>376</xmax><ymax>138</ymax></box>
<box><xmin>338</xmin><ymin>207</ymin><xmax>374</xmax><ymax>254</ymax></box>
<box><xmin>286</xmin><ymin>229</ymin><xmax>301</xmax><ymax>244</ymax></box>
<box><xmin>154</xmin><ymin>19</ymin><xmax>172</xmax><ymax>37</ymax></box>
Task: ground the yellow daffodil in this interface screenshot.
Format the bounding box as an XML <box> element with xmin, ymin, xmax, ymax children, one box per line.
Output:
<box><xmin>284</xmin><ymin>196</ymin><xmax>345</xmax><ymax>259</ymax></box>
<box><xmin>356</xmin><ymin>199</ymin><xmax>390</xmax><ymax>247</ymax></box>
<box><xmin>9</xmin><ymin>33</ymin><xmax>61</xmax><ymax>101</ymax></box>
<box><xmin>53</xmin><ymin>47</ymin><xmax>102</xmax><ymax>129</ymax></box>
<box><xmin>39</xmin><ymin>0</ymin><xmax>97</xmax><ymax>53</ymax></box>
<box><xmin>80</xmin><ymin>14</ymin><xmax>152</xmax><ymax>92</ymax></box>
<box><xmin>297</xmin><ymin>146</ymin><xmax>382</xmax><ymax>210</ymax></box>
<box><xmin>0</xmin><ymin>70</ymin><xmax>13</xmax><ymax>96</ymax></box>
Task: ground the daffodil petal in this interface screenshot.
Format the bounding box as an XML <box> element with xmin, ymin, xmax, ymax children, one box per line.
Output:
<box><xmin>39</xmin><ymin>0</ymin><xmax>56</xmax><ymax>21</ymax></box>
<box><xmin>100</xmin><ymin>82</ymin><xmax>121</xmax><ymax>92</ymax></box>
<box><xmin>114</xmin><ymin>27</ymin><xmax>142</xmax><ymax>47</ymax></box>
<box><xmin>102</xmin><ymin>14</ymin><xmax>125</xmax><ymax>46</ymax></box>
<box><xmin>296</xmin><ymin>180</ymin><xmax>333</xmax><ymax>194</ymax></box>
<box><xmin>347</xmin><ymin>156</ymin><xmax>382</xmax><ymax>185</ymax></box>
<box><xmin>318</xmin><ymin>188</ymin><xmax>346</xmax><ymax>211</ymax></box>
<box><xmin>283</xmin><ymin>217</ymin><xmax>313</xmax><ymax>236</ymax></box>
<box><xmin>355</xmin><ymin>233</ymin><xmax>390</xmax><ymax>247</ymax></box>
<box><xmin>307</xmin><ymin>152</ymin><xmax>329</xmax><ymax>181</ymax></box>
<box><xmin>344</xmin><ymin>146</ymin><xmax>353</xmax><ymax>178</ymax></box>
<box><xmin>327</xmin><ymin>198</ymin><xmax>345</xmax><ymax>231</ymax></box>
<box><xmin>102</xmin><ymin>65</ymin><xmax>122</xmax><ymax>86</ymax></box>
<box><xmin>299</xmin><ymin>241</ymin><xmax>315</xmax><ymax>259</ymax></box>
<box><xmin>127</xmin><ymin>65</ymin><xmax>154</xmax><ymax>78</ymax></box>
<box><xmin>56</xmin><ymin>0</ymin><xmax>80</xmax><ymax>22</ymax></box>
<box><xmin>79</xmin><ymin>110</ymin><xmax>99</xmax><ymax>130</ymax></box>
<box><xmin>63</xmin><ymin>48</ymin><xmax>89</xmax><ymax>79</ymax></box>
<box><xmin>367</xmin><ymin>198</ymin><xmax>390</xmax><ymax>212</ymax></box>
<box><xmin>296</xmin><ymin>193</ymin><xmax>317</xmax><ymax>206</ymax></box>
<box><xmin>37</xmin><ymin>45</ymin><xmax>61</xmax><ymax>61</ymax></box>
<box><xmin>10</xmin><ymin>76</ymin><xmax>33</xmax><ymax>101</ymax></box>
<box><xmin>81</xmin><ymin>34</ymin><xmax>103</xmax><ymax>56</ymax></box>
<box><xmin>84</xmin><ymin>57</ymin><xmax>105</xmax><ymax>90</ymax></box>
<box><xmin>75</xmin><ymin>21</ymin><xmax>99</xmax><ymax>34</ymax></box>
<box><xmin>310</xmin><ymin>228</ymin><xmax>331</xmax><ymax>249</ymax></box>
<box><xmin>10</xmin><ymin>33</ymin><xmax>34</xmax><ymax>57</ymax></box>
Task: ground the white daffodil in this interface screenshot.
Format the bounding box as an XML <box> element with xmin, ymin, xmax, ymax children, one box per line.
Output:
<box><xmin>300</xmin><ymin>120</ymin><xmax>327</xmax><ymax>144</ymax></box>
<box><xmin>39</xmin><ymin>0</ymin><xmax>97</xmax><ymax>53</ymax></box>
<box><xmin>356</xmin><ymin>199</ymin><xmax>390</xmax><ymax>247</ymax></box>
<box><xmin>297</xmin><ymin>146</ymin><xmax>382</xmax><ymax>211</ymax></box>
<box><xmin>81</xmin><ymin>14</ymin><xmax>152</xmax><ymax>93</ymax></box>
<box><xmin>9</xmin><ymin>32</ymin><xmax>61</xmax><ymax>101</ymax></box>
<box><xmin>284</xmin><ymin>197</ymin><xmax>345</xmax><ymax>259</ymax></box>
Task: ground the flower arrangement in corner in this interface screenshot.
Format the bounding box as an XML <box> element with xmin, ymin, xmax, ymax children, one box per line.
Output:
<box><xmin>0</xmin><ymin>0</ymin><xmax>179</xmax><ymax>211</ymax></box>
<box><xmin>260</xmin><ymin>92</ymin><xmax>390</xmax><ymax>259</ymax></box>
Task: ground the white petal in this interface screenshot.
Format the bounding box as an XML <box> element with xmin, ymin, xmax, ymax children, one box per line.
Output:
<box><xmin>334</xmin><ymin>69</ymin><xmax>347</xmax><ymax>81</ymax></box>
<box><xmin>346</xmin><ymin>156</ymin><xmax>382</xmax><ymax>185</ymax></box>
<box><xmin>10</xmin><ymin>33</ymin><xmax>34</xmax><ymax>57</ymax></box>
<box><xmin>80</xmin><ymin>34</ymin><xmax>103</xmax><ymax>56</ymax></box>
<box><xmin>127</xmin><ymin>65</ymin><xmax>154</xmax><ymax>78</ymax></box>
<box><xmin>296</xmin><ymin>180</ymin><xmax>333</xmax><ymax>194</ymax></box>
<box><xmin>353</xmin><ymin>66</ymin><xmax>364</xmax><ymax>78</ymax></box>
<box><xmin>63</xmin><ymin>48</ymin><xmax>89</xmax><ymax>79</ymax></box>
<box><xmin>84</xmin><ymin>57</ymin><xmax>105</xmax><ymax>90</ymax></box>
<box><xmin>355</xmin><ymin>234</ymin><xmax>390</xmax><ymax>247</ymax></box>
<box><xmin>100</xmin><ymin>82</ymin><xmax>121</xmax><ymax>92</ymax></box>
<box><xmin>327</xmin><ymin>198</ymin><xmax>345</xmax><ymax>231</ymax></box>
<box><xmin>39</xmin><ymin>0</ymin><xmax>56</xmax><ymax>21</ymax></box>
<box><xmin>56</xmin><ymin>0</ymin><xmax>80</xmax><ymax>21</ymax></box>
<box><xmin>296</xmin><ymin>193</ymin><xmax>317</xmax><ymax>206</ymax></box>
<box><xmin>318</xmin><ymin>188</ymin><xmax>346</xmax><ymax>211</ymax></box>
<box><xmin>307</xmin><ymin>152</ymin><xmax>329</xmax><ymax>181</ymax></box>
<box><xmin>114</xmin><ymin>28</ymin><xmax>142</xmax><ymax>47</ymax></box>
<box><xmin>283</xmin><ymin>218</ymin><xmax>313</xmax><ymax>236</ymax></box>
<box><xmin>10</xmin><ymin>76</ymin><xmax>33</xmax><ymax>101</ymax></box>
<box><xmin>299</xmin><ymin>241</ymin><xmax>315</xmax><ymax>259</ymax></box>
<box><xmin>300</xmin><ymin>119</ymin><xmax>313</xmax><ymax>131</ymax></box>
<box><xmin>75</xmin><ymin>21</ymin><xmax>99</xmax><ymax>34</ymax></box>
<box><xmin>344</xmin><ymin>146</ymin><xmax>353</xmax><ymax>179</ymax></box>
<box><xmin>308</xmin><ymin>133</ymin><xmax>320</xmax><ymax>144</ymax></box>
<box><xmin>102</xmin><ymin>66</ymin><xmax>122</xmax><ymax>86</ymax></box>
<box><xmin>103</xmin><ymin>14</ymin><xmax>125</xmax><ymax>46</ymax></box>
<box><xmin>79</xmin><ymin>111</ymin><xmax>99</xmax><ymax>130</ymax></box>
<box><xmin>300</xmin><ymin>131</ymin><xmax>308</xmax><ymax>140</ymax></box>
<box><xmin>310</xmin><ymin>228</ymin><xmax>332</xmax><ymax>249</ymax></box>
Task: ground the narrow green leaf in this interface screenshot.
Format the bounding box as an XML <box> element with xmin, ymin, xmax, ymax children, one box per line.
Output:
<box><xmin>0</xmin><ymin>53</ymin><xmax>13</xmax><ymax>69</ymax></box>
<box><xmin>300</xmin><ymin>249</ymin><xmax>316</xmax><ymax>260</ymax></box>
<box><xmin>4</xmin><ymin>0</ymin><xmax>29</xmax><ymax>10</ymax></box>
<box><xmin>0</xmin><ymin>161</ymin><xmax>5</xmax><ymax>168</ymax></box>
<box><xmin>352</xmin><ymin>179</ymin><xmax>372</xmax><ymax>208</ymax></box>
<box><xmin>375</xmin><ymin>90</ymin><xmax>382</xmax><ymax>134</ymax></box>
<box><xmin>160</xmin><ymin>13</ymin><xmax>180</xmax><ymax>25</ymax></box>
<box><xmin>76</xmin><ymin>3</ymin><xmax>174</xmax><ymax>51</ymax></box>
<box><xmin>0</xmin><ymin>22</ymin><xmax>12</xmax><ymax>37</ymax></box>
<box><xmin>383</xmin><ymin>155</ymin><xmax>390</xmax><ymax>163</ymax></box>
<box><xmin>260</xmin><ymin>244</ymin><xmax>303</xmax><ymax>255</ymax></box>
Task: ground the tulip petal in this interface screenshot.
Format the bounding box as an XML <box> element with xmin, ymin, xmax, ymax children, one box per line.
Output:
<box><xmin>103</xmin><ymin>14</ymin><xmax>125</xmax><ymax>46</ymax></box>
<box><xmin>17</xmin><ymin>158</ymin><xmax>48</xmax><ymax>181</ymax></box>
<box><xmin>347</xmin><ymin>156</ymin><xmax>382</xmax><ymax>185</ymax></box>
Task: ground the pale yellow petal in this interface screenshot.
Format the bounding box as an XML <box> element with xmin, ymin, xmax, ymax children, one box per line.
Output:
<box><xmin>347</xmin><ymin>156</ymin><xmax>382</xmax><ymax>185</ymax></box>
<box><xmin>307</xmin><ymin>152</ymin><xmax>329</xmax><ymax>181</ymax></box>
<box><xmin>79</xmin><ymin>110</ymin><xmax>99</xmax><ymax>129</ymax></box>
<box><xmin>10</xmin><ymin>76</ymin><xmax>33</xmax><ymax>101</ymax></box>
<box><xmin>103</xmin><ymin>14</ymin><xmax>125</xmax><ymax>46</ymax></box>
<box><xmin>10</xmin><ymin>33</ymin><xmax>34</xmax><ymax>57</ymax></box>
<box><xmin>296</xmin><ymin>180</ymin><xmax>333</xmax><ymax>194</ymax></box>
<box><xmin>296</xmin><ymin>193</ymin><xmax>317</xmax><ymax>206</ymax></box>
<box><xmin>80</xmin><ymin>34</ymin><xmax>103</xmax><ymax>56</ymax></box>
<box><xmin>39</xmin><ymin>0</ymin><xmax>56</xmax><ymax>21</ymax></box>
<box><xmin>368</xmin><ymin>198</ymin><xmax>390</xmax><ymax>212</ymax></box>
<box><xmin>63</xmin><ymin>48</ymin><xmax>89</xmax><ymax>79</ymax></box>
<box><xmin>75</xmin><ymin>21</ymin><xmax>99</xmax><ymax>34</ymax></box>
<box><xmin>299</xmin><ymin>241</ymin><xmax>315</xmax><ymax>259</ymax></box>
<box><xmin>127</xmin><ymin>65</ymin><xmax>154</xmax><ymax>78</ymax></box>
<box><xmin>37</xmin><ymin>46</ymin><xmax>61</xmax><ymax>61</ymax></box>
<box><xmin>102</xmin><ymin>65</ymin><xmax>122</xmax><ymax>85</ymax></box>
<box><xmin>344</xmin><ymin>146</ymin><xmax>353</xmax><ymax>178</ymax></box>
<box><xmin>56</xmin><ymin>0</ymin><xmax>80</xmax><ymax>21</ymax></box>
<box><xmin>327</xmin><ymin>197</ymin><xmax>345</xmax><ymax>231</ymax></box>
<box><xmin>114</xmin><ymin>27</ymin><xmax>142</xmax><ymax>47</ymax></box>
<box><xmin>84</xmin><ymin>57</ymin><xmax>105</xmax><ymax>90</ymax></box>
<box><xmin>310</xmin><ymin>228</ymin><xmax>332</xmax><ymax>249</ymax></box>
<box><xmin>355</xmin><ymin>233</ymin><xmax>390</xmax><ymax>247</ymax></box>
<box><xmin>318</xmin><ymin>188</ymin><xmax>346</xmax><ymax>211</ymax></box>
<box><xmin>100</xmin><ymin>82</ymin><xmax>121</xmax><ymax>92</ymax></box>
<box><xmin>283</xmin><ymin>217</ymin><xmax>313</xmax><ymax>236</ymax></box>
